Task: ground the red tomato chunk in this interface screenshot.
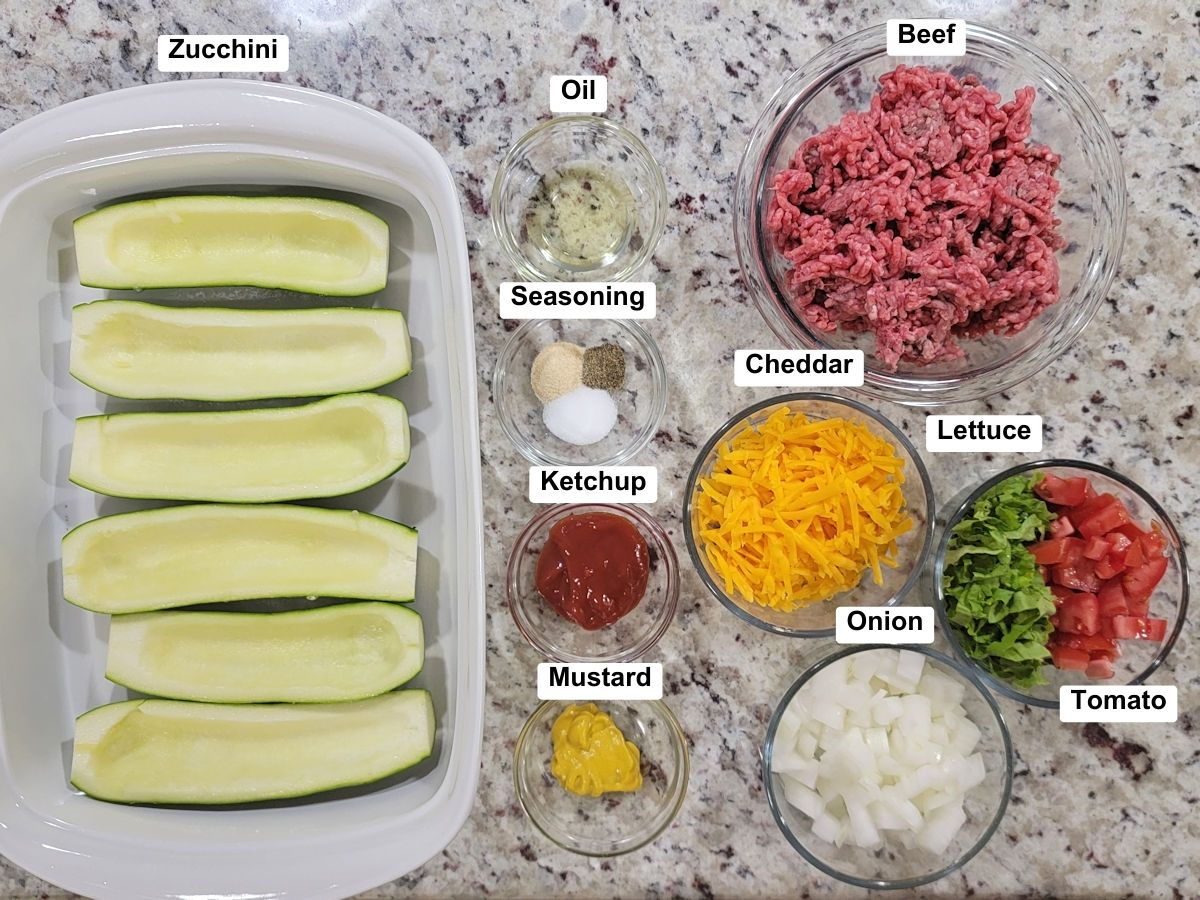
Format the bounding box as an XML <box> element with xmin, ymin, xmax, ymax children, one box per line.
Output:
<box><xmin>1032</xmin><ymin>473</ymin><xmax>1172</xmax><ymax>681</ymax></box>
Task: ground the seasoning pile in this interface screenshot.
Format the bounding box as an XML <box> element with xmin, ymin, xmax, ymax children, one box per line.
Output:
<box><xmin>531</xmin><ymin>340</ymin><xmax>627</xmax><ymax>446</ymax></box>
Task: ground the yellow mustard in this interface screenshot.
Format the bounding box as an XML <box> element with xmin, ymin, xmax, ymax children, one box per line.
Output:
<box><xmin>550</xmin><ymin>702</ymin><xmax>643</xmax><ymax>797</ymax></box>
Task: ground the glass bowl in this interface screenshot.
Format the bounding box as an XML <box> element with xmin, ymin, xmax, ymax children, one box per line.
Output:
<box><xmin>734</xmin><ymin>23</ymin><xmax>1126</xmax><ymax>406</ymax></box>
<box><xmin>934</xmin><ymin>460</ymin><xmax>1188</xmax><ymax>708</ymax></box>
<box><xmin>514</xmin><ymin>698</ymin><xmax>689</xmax><ymax>856</ymax></box>
<box><xmin>491</xmin><ymin>115</ymin><xmax>667</xmax><ymax>281</ymax></box>
<box><xmin>683</xmin><ymin>393</ymin><xmax>934</xmax><ymax>636</ymax></box>
<box><xmin>763</xmin><ymin>645</ymin><xmax>1013</xmax><ymax>890</ymax></box>
<box><xmin>507</xmin><ymin>503</ymin><xmax>679</xmax><ymax>662</ymax></box>
<box><xmin>493</xmin><ymin>318</ymin><xmax>667</xmax><ymax>466</ymax></box>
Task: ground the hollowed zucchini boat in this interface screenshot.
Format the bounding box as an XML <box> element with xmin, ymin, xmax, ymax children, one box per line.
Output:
<box><xmin>73</xmin><ymin>195</ymin><xmax>390</xmax><ymax>295</ymax></box>
<box><xmin>71</xmin><ymin>690</ymin><xmax>435</xmax><ymax>805</ymax></box>
<box><xmin>70</xmin><ymin>393</ymin><xmax>410</xmax><ymax>502</ymax></box>
<box><xmin>62</xmin><ymin>503</ymin><xmax>418</xmax><ymax>613</ymax></box>
<box><xmin>107</xmin><ymin>602</ymin><xmax>424</xmax><ymax>703</ymax></box>
<box><xmin>70</xmin><ymin>300</ymin><xmax>411</xmax><ymax>401</ymax></box>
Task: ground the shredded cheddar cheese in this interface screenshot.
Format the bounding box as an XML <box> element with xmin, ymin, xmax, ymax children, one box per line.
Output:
<box><xmin>693</xmin><ymin>407</ymin><xmax>912</xmax><ymax>611</ymax></box>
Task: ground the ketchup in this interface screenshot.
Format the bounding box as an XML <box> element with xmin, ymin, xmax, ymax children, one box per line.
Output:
<box><xmin>535</xmin><ymin>512</ymin><xmax>650</xmax><ymax>630</ymax></box>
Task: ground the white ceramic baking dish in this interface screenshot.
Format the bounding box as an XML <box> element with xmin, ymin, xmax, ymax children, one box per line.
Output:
<box><xmin>0</xmin><ymin>80</ymin><xmax>484</xmax><ymax>899</ymax></box>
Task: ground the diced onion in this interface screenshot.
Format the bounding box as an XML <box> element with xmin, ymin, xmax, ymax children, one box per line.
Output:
<box><xmin>772</xmin><ymin>649</ymin><xmax>987</xmax><ymax>853</ymax></box>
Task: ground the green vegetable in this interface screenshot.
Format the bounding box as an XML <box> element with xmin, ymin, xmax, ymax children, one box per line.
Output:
<box><xmin>71</xmin><ymin>691</ymin><xmax>435</xmax><ymax>805</ymax></box>
<box><xmin>942</xmin><ymin>473</ymin><xmax>1056</xmax><ymax>688</ymax></box>
<box><xmin>73</xmin><ymin>195</ymin><xmax>390</xmax><ymax>295</ymax></box>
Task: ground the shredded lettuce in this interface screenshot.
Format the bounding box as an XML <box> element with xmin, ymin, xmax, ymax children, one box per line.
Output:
<box><xmin>942</xmin><ymin>473</ymin><xmax>1056</xmax><ymax>689</ymax></box>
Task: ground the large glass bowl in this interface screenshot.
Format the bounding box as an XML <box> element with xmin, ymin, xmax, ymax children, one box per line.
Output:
<box><xmin>763</xmin><ymin>645</ymin><xmax>1013</xmax><ymax>889</ymax></box>
<box><xmin>683</xmin><ymin>393</ymin><xmax>934</xmax><ymax>636</ymax></box>
<box><xmin>514</xmin><ymin>699</ymin><xmax>689</xmax><ymax>856</ymax></box>
<box><xmin>734</xmin><ymin>23</ymin><xmax>1126</xmax><ymax>406</ymax></box>
<box><xmin>934</xmin><ymin>459</ymin><xmax>1188</xmax><ymax>708</ymax></box>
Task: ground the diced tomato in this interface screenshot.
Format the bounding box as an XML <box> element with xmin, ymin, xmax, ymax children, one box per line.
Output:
<box><xmin>1098</xmin><ymin>617</ymin><xmax>1116</xmax><ymax>638</ymax></box>
<box><xmin>1050</xmin><ymin>614</ymin><xmax>1060</xmax><ymax>628</ymax></box>
<box><xmin>1122</xmin><ymin>556</ymin><xmax>1169</xmax><ymax>603</ymax></box>
<box><xmin>1057</xmin><ymin>593</ymin><xmax>1100</xmax><ymax>636</ymax></box>
<box><xmin>1031</xmin><ymin>537</ymin><xmax>1084</xmax><ymax>565</ymax></box>
<box><xmin>1095</xmin><ymin>555</ymin><xmax>1122</xmax><ymax>580</ymax></box>
<box><xmin>1085</xmin><ymin>658</ymin><xmax>1115</xmax><ymax>679</ymax></box>
<box><xmin>1050</xmin><ymin>645</ymin><xmax>1090</xmax><ymax>670</ymax></box>
<box><xmin>1083</xmin><ymin>536</ymin><xmax>1111</xmax><ymax>560</ymax></box>
<box><xmin>1035</xmin><ymin>474</ymin><xmax>1091</xmax><ymax>507</ymax></box>
<box><xmin>1050</xmin><ymin>584</ymin><xmax>1074</xmax><ymax>603</ymax></box>
<box><xmin>1049</xmin><ymin>515</ymin><xmax>1076</xmax><ymax>539</ymax></box>
<box><xmin>1052</xmin><ymin>558</ymin><xmax>1101</xmax><ymax>593</ymax></box>
<box><xmin>1141</xmin><ymin>523</ymin><xmax>1168</xmax><ymax>558</ymax></box>
<box><xmin>1053</xmin><ymin>633</ymin><xmax>1117</xmax><ymax>654</ymax></box>
<box><xmin>1067</xmin><ymin>493</ymin><xmax>1117</xmax><ymax>528</ymax></box>
<box><xmin>1082</xmin><ymin>480</ymin><xmax>1098</xmax><ymax>502</ymax></box>
<box><xmin>1122</xmin><ymin>540</ymin><xmax>1146</xmax><ymax>569</ymax></box>
<box><xmin>1106</xmin><ymin>533</ymin><xmax>1134</xmax><ymax>555</ymax></box>
<box><xmin>1108</xmin><ymin>616</ymin><xmax>1168</xmax><ymax>642</ymax></box>
<box><xmin>1097</xmin><ymin>581</ymin><xmax>1129</xmax><ymax>617</ymax></box>
<box><xmin>1076</xmin><ymin>498</ymin><xmax>1133</xmax><ymax>539</ymax></box>
<box><xmin>1127</xmin><ymin>595</ymin><xmax>1151</xmax><ymax>618</ymax></box>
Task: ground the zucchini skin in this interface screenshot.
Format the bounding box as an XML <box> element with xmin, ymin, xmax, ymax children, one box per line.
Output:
<box><xmin>69</xmin><ymin>301</ymin><xmax>412</xmax><ymax>401</ymax></box>
<box><xmin>104</xmin><ymin>602</ymin><xmax>425</xmax><ymax>703</ymax></box>
<box><xmin>73</xmin><ymin>195</ymin><xmax>390</xmax><ymax>296</ymax></box>
<box><xmin>70</xmin><ymin>691</ymin><xmax>435</xmax><ymax>805</ymax></box>
<box><xmin>68</xmin><ymin>393</ymin><xmax>410</xmax><ymax>503</ymax></box>
<box><xmin>62</xmin><ymin>504</ymin><xmax>419</xmax><ymax>613</ymax></box>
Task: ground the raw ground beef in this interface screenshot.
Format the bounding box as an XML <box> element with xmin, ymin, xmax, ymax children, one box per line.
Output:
<box><xmin>765</xmin><ymin>65</ymin><xmax>1066</xmax><ymax>369</ymax></box>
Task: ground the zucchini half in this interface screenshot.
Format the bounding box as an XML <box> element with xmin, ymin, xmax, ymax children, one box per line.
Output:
<box><xmin>106</xmin><ymin>602</ymin><xmax>424</xmax><ymax>703</ymax></box>
<box><xmin>70</xmin><ymin>393</ymin><xmax>410</xmax><ymax>502</ymax></box>
<box><xmin>62</xmin><ymin>504</ymin><xmax>418</xmax><ymax>614</ymax></box>
<box><xmin>71</xmin><ymin>691</ymin><xmax>435</xmax><ymax>805</ymax></box>
<box><xmin>73</xmin><ymin>195</ymin><xmax>390</xmax><ymax>296</ymax></box>
<box><xmin>70</xmin><ymin>300</ymin><xmax>411</xmax><ymax>401</ymax></box>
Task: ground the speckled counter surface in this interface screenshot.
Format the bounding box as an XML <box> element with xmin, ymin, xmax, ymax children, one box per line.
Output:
<box><xmin>1</xmin><ymin>1</ymin><xmax>1196</xmax><ymax>898</ymax></box>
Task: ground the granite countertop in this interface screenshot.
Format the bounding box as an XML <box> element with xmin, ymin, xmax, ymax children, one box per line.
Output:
<box><xmin>1</xmin><ymin>1</ymin><xmax>1196</xmax><ymax>897</ymax></box>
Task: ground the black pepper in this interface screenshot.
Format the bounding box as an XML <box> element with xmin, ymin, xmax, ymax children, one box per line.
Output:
<box><xmin>581</xmin><ymin>343</ymin><xmax>625</xmax><ymax>391</ymax></box>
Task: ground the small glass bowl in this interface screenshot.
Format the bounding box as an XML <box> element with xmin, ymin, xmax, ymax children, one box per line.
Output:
<box><xmin>491</xmin><ymin>115</ymin><xmax>667</xmax><ymax>281</ymax></box>
<box><xmin>763</xmin><ymin>645</ymin><xmax>1013</xmax><ymax>890</ymax></box>
<box><xmin>734</xmin><ymin>23</ymin><xmax>1126</xmax><ymax>405</ymax></box>
<box><xmin>493</xmin><ymin>318</ymin><xmax>667</xmax><ymax>466</ymax></box>
<box><xmin>514</xmin><ymin>698</ymin><xmax>689</xmax><ymax>856</ymax></box>
<box><xmin>934</xmin><ymin>459</ymin><xmax>1189</xmax><ymax>708</ymax></box>
<box><xmin>683</xmin><ymin>393</ymin><xmax>934</xmax><ymax>637</ymax></box>
<box><xmin>507</xmin><ymin>503</ymin><xmax>679</xmax><ymax>662</ymax></box>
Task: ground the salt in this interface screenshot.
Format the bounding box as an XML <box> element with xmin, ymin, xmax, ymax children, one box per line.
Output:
<box><xmin>543</xmin><ymin>386</ymin><xmax>618</xmax><ymax>445</ymax></box>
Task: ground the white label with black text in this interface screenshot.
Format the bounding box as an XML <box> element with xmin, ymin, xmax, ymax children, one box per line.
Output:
<box><xmin>1059</xmin><ymin>686</ymin><xmax>1177</xmax><ymax>723</ymax></box>
<box><xmin>549</xmin><ymin>75</ymin><xmax>608</xmax><ymax>114</ymax></box>
<box><xmin>538</xmin><ymin>663</ymin><xmax>662</xmax><ymax>700</ymax></box>
<box><xmin>734</xmin><ymin>349</ymin><xmax>864</xmax><ymax>387</ymax></box>
<box><xmin>529</xmin><ymin>466</ymin><xmax>657</xmax><ymax>503</ymax></box>
<box><xmin>157</xmin><ymin>35</ymin><xmax>289</xmax><ymax>72</ymax></box>
<box><xmin>835</xmin><ymin>607</ymin><xmax>935</xmax><ymax>644</ymax></box>
<box><xmin>500</xmin><ymin>282</ymin><xmax>655</xmax><ymax>319</ymax></box>
<box><xmin>886</xmin><ymin>19</ymin><xmax>966</xmax><ymax>56</ymax></box>
<box><xmin>926</xmin><ymin>415</ymin><xmax>1042</xmax><ymax>453</ymax></box>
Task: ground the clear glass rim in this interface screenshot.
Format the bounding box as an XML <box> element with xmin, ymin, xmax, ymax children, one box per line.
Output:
<box><xmin>491</xmin><ymin>318</ymin><xmax>668</xmax><ymax>466</ymax></box>
<box><xmin>933</xmin><ymin>459</ymin><xmax>1190</xmax><ymax>709</ymax></box>
<box><xmin>733</xmin><ymin>21</ymin><xmax>1127</xmax><ymax>407</ymax></box>
<box><xmin>506</xmin><ymin>502</ymin><xmax>681</xmax><ymax>663</ymax></box>
<box><xmin>513</xmin><ymin>697</ymin><xmax>690</xmax><ymax>857</ymax></box>
<box><xmin>762</xmin><ymin>644</ymin><xmax>1015</xmax><ymax>890</ymax></box>
<box><xmin>489</xmin><ymin>114</ymin><xmax>668</xmax><ymax>283</ymax></box>
<box><xmin>682</xmin><ymin>392</ymin><xmax>936</xmax><ymax>637</ymax></box>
